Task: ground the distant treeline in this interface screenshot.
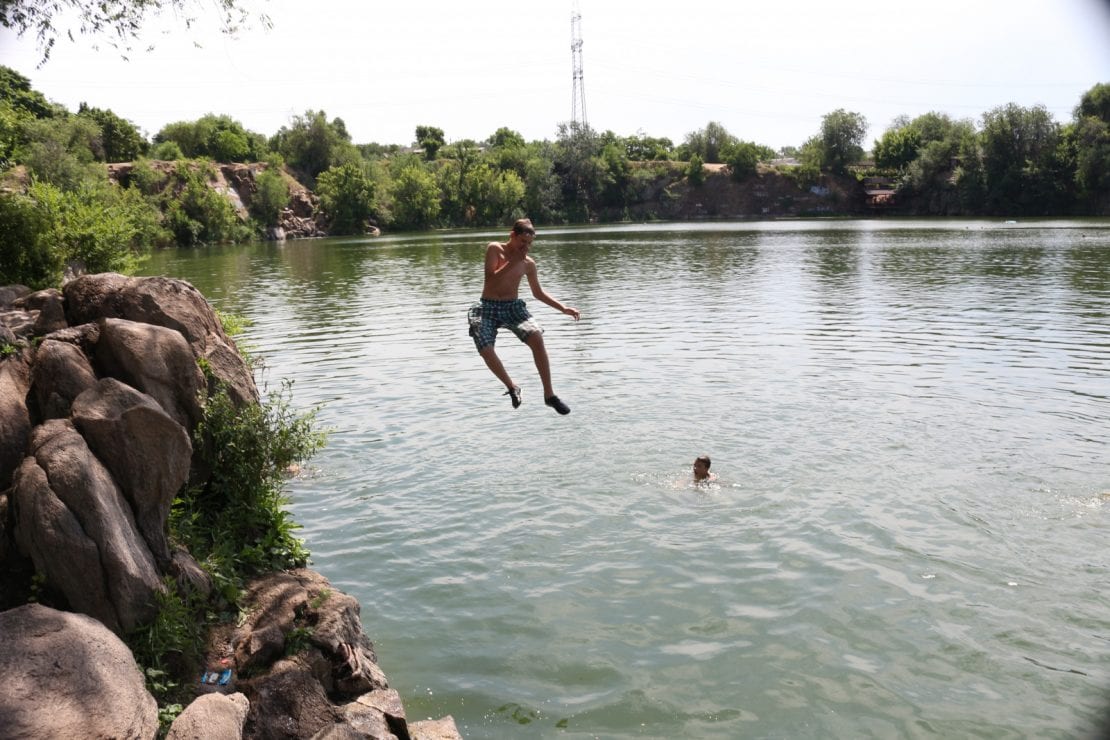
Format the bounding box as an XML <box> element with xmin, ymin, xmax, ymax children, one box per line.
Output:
<box><xmin>2</xmin><ymin>63</ymin><xmax>1109</xmax><ymax>288</ymax></box>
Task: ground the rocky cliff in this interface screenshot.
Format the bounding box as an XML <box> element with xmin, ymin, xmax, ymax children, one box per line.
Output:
<box><xmin>0</xmin><ymin>275</ymin><xmax>459</xmax><ymax>739</ymax></box>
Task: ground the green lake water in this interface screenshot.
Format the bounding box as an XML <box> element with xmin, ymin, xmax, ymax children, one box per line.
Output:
<box><xmin>140</xmin><ymin>220</ymin><xmax>1110</xmax><ymax>738</ymax></box>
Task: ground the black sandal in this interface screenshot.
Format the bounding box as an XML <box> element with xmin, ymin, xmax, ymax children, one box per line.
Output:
<box><xmin>504</xmin><ymin>385</ymin><xmax>522</xmax><ymax>409</ymax></box>
<box><xmin>544</xmin><ymin>395</ymin><xmax>570</xmax><ymax>415</ymax></box>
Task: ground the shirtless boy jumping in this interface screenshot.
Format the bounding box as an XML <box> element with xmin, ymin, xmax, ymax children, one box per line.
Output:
<box><xmin>468</xmin><ymin>218</ymin><xmax>580</xmax><ymax>414</ymax></box>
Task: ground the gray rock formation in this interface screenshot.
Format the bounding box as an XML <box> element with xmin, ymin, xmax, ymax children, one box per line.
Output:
<box><xmin>73</xmin><ymin>378</ymin><xmax>192</xmax><ymax>566</ymax></box>
<box><xmin>0</xmin><ymin>346</ymin><xmax>31</xmax><ymax>490</ymax></box>
<box><xmin>64</xmin><ymin>273</ymin><xmax>258</xmax><ymax>406</ymax></box>
<box><xmin>13</xmin><ymin>419</ymin><xmax>164</xmax><ymax>633</ymax></box>
<box><xmin>31</xmin><ymin>338</ymin><xmax>98</xmax><ymax>420</ymax></box>
<box><xmin>0</xmin><ymin>603</ymin><xmax>159</xmax><ymax>739</ymax></box>
<box><xmin>95</xmin><ymin>317</ymin><xmax>205</xmax><ymax>430</ymax></box>
<box><xmin>0</xmin><ymin>274</ymin><xmax>460</xmax><ymax>739</ymax></box>
<box><xmin>168</xmin><ymin>692</ymin><xmax>251</xmax><ymax>740</ymax></box>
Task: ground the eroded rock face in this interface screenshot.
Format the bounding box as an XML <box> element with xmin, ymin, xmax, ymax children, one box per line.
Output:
<box><xmin>0</xmin><ymin>347</ymin><xmax>32</xmax><ymax>489</ymax></box>
<box><xmin>31</xmin><ymin>338</ymin><xmax>98</xmax><ymax>420</ymax></box>
<box><xmin>64</xmin><ymin>273</ymin><xmax>258</xmax><ymax>405</ymax></box>
<box><xmin>0</xmin><ymin>603</ymin><xmax>159</xmax><ymax>740</ymax></box>
<box><xmin>95</xmin><ymin>317</ymin><xmax>206</xmax><ymax>431</ymax></box>
<box><xmin>72</xmin><ymin>378</ymin><xmax>192</xmax><ymax>566</ymax></box>
<box><xmin>13</xmin><ymin>419</ymin><xmax>163</xmax><ymax>633</ymax></box>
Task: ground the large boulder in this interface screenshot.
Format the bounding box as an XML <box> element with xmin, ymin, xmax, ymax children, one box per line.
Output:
<box><xmin>95</xmin><ymin>317</ymin><xmax>205</xmax><ymax>431</ymax></box>
<box><xmin>243</xmin><ymin>655</ymin><xmax>342</xmax><ymax>739</ymax></box>
<box><xmin>30</xmin><ymin>338</ymin><xmax>98</xmax><ymax>420</ymax></box>
<box><xmin>167</xmin><ymin>691</ymin><xmax>251</xmax><ymax>740</ymax></box>
<box><xmin>12</xmin><ymin>419</ymin><xmax>163</xmax><ymax>633</ymax></box>
<box><xmin>64</xmin><ymin>273</ymin><xmax>258</xmax><ymax>405</ymax></box>
<box><xmin>0</xmin><ymin>284</ymin><xmax>32</xmax><ymax>308</ymax></box>
<box><xmin>233</xmin><ymin>570</ymin><xmax>387</xmax><ymax>693</ymax></box>
<box><xmin>17</xmin><ymin>288</ymin><xmax>67</xmax><ymax>335</ymax></box>
<box><xmin>72</xmin><ymin>378</ymin><xmax>192</xmax><ymax>566</ymax></box>
<box><xmin>0</xmin><ymin>347</ymin><xmax>32</xmax><ymax>489</ymax></box>
<box><xmin>0</xmin><ymin>603</ymin><xmax>159</xmax><ymax>739</ymax></box>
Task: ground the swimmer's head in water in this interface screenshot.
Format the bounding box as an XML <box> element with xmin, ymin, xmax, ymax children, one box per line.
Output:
<box><xmin>693</xmin><ymin>455</ymin><xmax>711</xmax><ymax>481</ymax></box>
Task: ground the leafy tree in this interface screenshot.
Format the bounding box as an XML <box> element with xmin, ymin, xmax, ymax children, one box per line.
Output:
<box><xmin>415</xmin><ymin>125</ymin><xmax>445</xmax><ymax>160</ymax></box>
<box><xmin>622</xmin><ymin>132</ymin><xmax>673</xmax><ymax>161</ymax></box>
<box><xmin>77</xmin><ymin>103</ymin><xmax>146</xmax><ymax>162</ymax></box>
<box><xmin>1074</xmin><ymin>113</ymin><xmax>1110</xmax><ymax>197</ymax></box>
<box><xmin>1076</xmin><ymin>82</ymin><xmax>1110</xmax><ymax>123</ymax></box>
<box><xmin>726</xmin><ymin>141</ymin><xmax>770</xmax><ymax>181</ymax></box>
<box><xmin>389</xmin><ymin>164</ymin><xmax>440</xmax><ymax>229</ymax></box>
<box><xmin>271</xmin><ymin>110</ymin><xmax>358</xmax><ymax>186</ymax></box>
<box><xmin>954</xmin><ymin>133</ymin><xmax>986</xmax><ymax>211</ymax></box>
<box><xmin>16</xmin><ymin>114</ymin><xmax>105</xmax><ymax>188</ymax></box>
<box><xmin>679</xmin><ymin>121</ymin><xmax>736</xmax><ymax>164</ymax></box>
<box><xmin>487</xmin><ymin>127</ymin><xmax>525</xmax><ymax>150</ymax></box>
<box><xmin>873</xmin><ymin>125</ymin><xmax>921</xmax><ymax>171</ymax></box>
<box><xmin>813</xmin><ymin>109</ymin><xmax>867</xmax><ymax>174</ymax></box>
<box><xmin>485</xmin><ymin>127</ymin><xmax>529</xmax><ymax>175</ymax></box>
<box><xmin>437</xmin><ymin>138</ymin><xmax>483</xmax><ymax>221</ymax></box>
<box><xmin>1073</xmin><ymin>83</ymin><xmax>1110</xmax><ymax>204</ymax></box>
<box><xmin>315</xmin><ymin>162</ymin><xmax>375</xmax><ymax>235</ymax></box>
<box><xmin>979</xmin><ymin>103</ymin><xmax>1067</xmax><ymax>214</ymax></box>
<box><xmin>554</xmin><ymin>122</ymin><xmax>605</xmax><ymax>219</ymax></box>
<box><xmin>462</xmin><ymin>163</ymin><xmax>525</xmax><ymax>225</ymax></box>
<box><xmin>154</xmin><ymin>114</ymin><xmax>266</xmax><ymax>163</ymax></box>
<box><xmin>0</xmin><ymin>65</ymin><xmax>56</xmax><ymax>119</ymax></box>
<box><xmin>1</xmin><ymin>0</ymin><xmax>266</xmax><ymax>63</ymax></box>
<box><xmin>598</xmin><ymin>140</ymin><xmax>630</xmax><ymax>207</ymax></box>
<box><xmin>521</xmin><ymin>145</ymin><xmax>561</xmax><ymax>224</ymax></box>
<box><xmin>1</xmin><ymin>99</ymin><xmax>30</xmax><ymax>166</ymax></box>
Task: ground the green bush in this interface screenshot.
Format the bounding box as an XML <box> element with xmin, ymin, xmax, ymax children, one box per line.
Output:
<box><xmin>129</xmin><ymin>158</ymin><xmax>169</xmax><ymax>196</ymax></box>
<box><xmin>29</xmin><ymin>179</ymin><xmax>148</xmax><ymax>275</ymax></box>
<box><xmin>175</xmin><ymin>380</ymin><xmax>325</xmax><ymax>578</ymax></box>
<box><xmin>150</xmin><ymin>140</ymin><xmax>183</xmax><ymax>161</ymax></box>
<box><xmin>163</xmin><ymin>164</ymin><xmax>249</xmax><ymax>246</ymax></box>
<box><xmin>250</xmin><ymin>166</ymin><xmax>289</xmax><ymax>227</ymax></box>
<box><xmin>686</xmin><ymin>154</ymin><xmax>706</xmax><ymax>186</ymax></box>
<box><xmin>316</xmin><ymin>162</ymin><xmax>376</xmax><ymax>234</ymax></box>
<box><xmin>0</xmin><ymin>190</ymin><xmax>60</xmax><ymax>288</ymax></box>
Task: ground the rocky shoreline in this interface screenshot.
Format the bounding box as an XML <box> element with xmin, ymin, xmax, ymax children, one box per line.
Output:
<box><xmin>0</xmin><ymin>275</ymin><xmax>459</xmax><ymax>739</ymax></box>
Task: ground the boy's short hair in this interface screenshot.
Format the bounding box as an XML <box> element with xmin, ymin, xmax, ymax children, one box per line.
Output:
<box><xmin>512</xmin><ymin>218</ymin><xmax>536</xmax><ymax>236</ymax></box>
<box><xmin>696</xmin><ymin>455</ymin><xmax>711</xmax><ymax>470</ymax></box>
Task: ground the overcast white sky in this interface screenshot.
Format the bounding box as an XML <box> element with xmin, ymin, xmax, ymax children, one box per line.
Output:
<box><xmin>2</xmin><ymin>0</ymin><xmax>1109</xmax><ymax>151</ymax></box>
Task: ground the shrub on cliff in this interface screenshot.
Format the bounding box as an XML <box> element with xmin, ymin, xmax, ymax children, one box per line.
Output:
<box><xmin>249</xmin><ymin>164</ymin><xmax>290</xmax><ymax>227</ymax></box>
<box><xmin>0</xmin><ymin>189</ymin><xmax>60</xmax><ymax>288</ymax></box>
<box><xmin>176</xmin><ymin>378</ymin><xmax>324</xmax><ymax>584</ymax></box>
<box><xmin>162</xmin><ymin>163</ymin><xmax>250</xmax><ymax>246</ymax></box>
<box><xmin>0</xmin><ymin>179</ymin><xmax>164</xmax><ymax>288</ymax></box>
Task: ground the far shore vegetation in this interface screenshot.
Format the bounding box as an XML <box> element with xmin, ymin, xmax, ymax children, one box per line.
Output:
<box><xmin>2</xmin><ymin>62</ymin><xmax>1110</xmax><ymax>290</ymax></box>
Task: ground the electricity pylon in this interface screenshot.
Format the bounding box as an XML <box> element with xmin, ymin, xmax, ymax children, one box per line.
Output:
<box><xmin>570</xmin><ymin>2</ymin><xmax>588</xmax><ymax>130</ymax></box>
